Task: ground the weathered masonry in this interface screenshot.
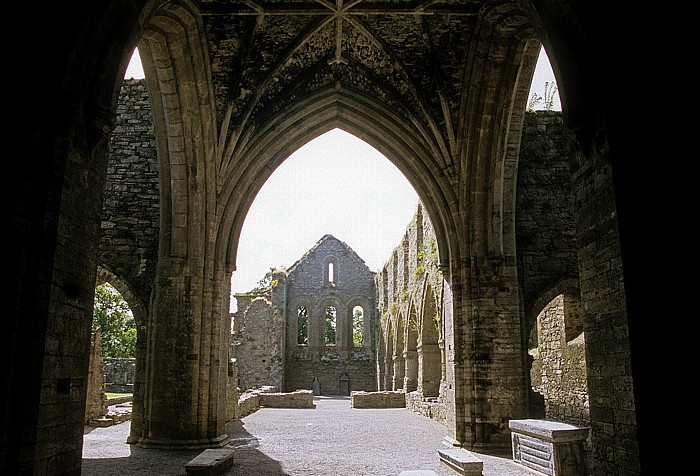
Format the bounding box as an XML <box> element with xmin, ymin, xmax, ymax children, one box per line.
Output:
<box><xmin>232</xmin><ymin>235</ymin><xmax>377</xmax><ymax>395</ymax></box>
<box><xmin>7</xmin><ymin>2</ymin><xmax>656</xmax><ymax>475</ymax></box>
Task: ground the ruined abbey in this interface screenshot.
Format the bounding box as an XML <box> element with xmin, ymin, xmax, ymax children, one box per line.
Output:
<box><xmin>5</xmin><ymin>2</ymin><xmax>661</xmax><ymax>475</ymax></box>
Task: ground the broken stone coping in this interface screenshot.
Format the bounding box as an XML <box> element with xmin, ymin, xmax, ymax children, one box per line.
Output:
<box><xmin>185</xmin><ymin>448</ymin><xmax>235</xmax><ymax>475</ymax></box>
<box><xmin>508</xmin><ymin>419</ymin><xmax>589</xmax><ymax>442</ymax></box>
<box><xmin>438</xmin><ymin>447</ymin><xmax>483</xmax><ymax>476</ymax></box>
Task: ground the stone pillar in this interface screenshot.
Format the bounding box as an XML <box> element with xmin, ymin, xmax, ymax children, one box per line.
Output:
<box><xmin>137</xmin><ymin>265</ymin><xmax>229</xmax><ymax>449</ymax></box>
<box><xmin>404</xmin><ymin>350</ymin><xmax>418</xmax><ymax>392</ymax></box>
<box><xmin>85</xmin><ymin>327</ymin><xmax>108</xmax><ymax>423</ymax></box>
<box><xmin>393</xmin><ymin>354</ymin><xmax>405</xmax><ymax>390</ymax></box>
<box><xmin>418</xmin><ymin>343</ymin><xmax>441</xmax><ymax>397</ymax></box>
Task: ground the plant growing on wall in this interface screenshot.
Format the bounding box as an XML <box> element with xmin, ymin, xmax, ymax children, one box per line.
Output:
<box><xmin>93</xmin><ymin>283</ymin><xmax>136</xmax><ymax>358</ymax></box>
<box><xmin>527</xmin><ymin>81</ymin><xmax>558</xmax><ymax>111</ymax></box>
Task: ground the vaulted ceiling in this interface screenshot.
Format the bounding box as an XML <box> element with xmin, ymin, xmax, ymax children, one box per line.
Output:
<box><xmin>198</xmin><ymin>0</ymin><xmax>537</xmax><ymax>162</ymax></box>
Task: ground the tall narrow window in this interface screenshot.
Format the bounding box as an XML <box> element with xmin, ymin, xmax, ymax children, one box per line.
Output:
<box><xmin>328</xmin><ymin>262</ymin><xmax>334</xmax><ymax>284</ymax></box>
<box><xmin>297</xmin><ymin>307</ymin><xmax>308</xmax><ymax>345</ymax></box>
<box><xmin>353</xmin><ymin>306</ymin><xmax>364</xmax><ymax>347</ymax></box>
<box><xmin>325</xmin><ymin>306</ymin><xmax>336</xmax><ymax>345</ymax></box>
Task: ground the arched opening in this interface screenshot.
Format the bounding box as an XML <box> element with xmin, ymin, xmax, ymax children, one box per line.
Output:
<box><xmin>420</xmin><ymin>284</ymin><xmax>441</xmax><ymax>398</ymax></box>
<box><xmin>297</xmin><ymin>306</ymin><xmax>309</xmax><ymax>345</ymax></box>
<box><xmin>352</xmin><ymin>305</ymin><xmax>364</xmax><ymax>347</ymax></box>
<box><xmin>325</xmin><ymin>305</ymin><xmax>337</xmax><ymax>346</ymax></box>
<box><xmin>230</xmin><ymin>128</ymin><xmax>424</xmax><ymax>298</ymax></box>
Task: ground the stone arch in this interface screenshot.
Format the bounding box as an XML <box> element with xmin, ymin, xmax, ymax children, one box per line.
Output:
<box><xmin>347</xmin><ymin>296</ymin><xmax>372</xmax><ymax>351</ymax></box>
<box><xmin>289</xmin><ymin>296</ymin><xmax>313</xmax><ymax>348</ymax></box>
<box><xmin>216</xmin><ymin>87</ymin><xmax>462</xmax><ymax>279</ymax></box>
<box><xmin>319</xmin><ymin>297</ymin><xmax>340</xmax><ymax>347</ymax></box>
<box><xmin>138</xmin><ymin>0</ymin><xmax>218</xmax><ymax>262</ymax></box>
<box><xmin>526</xmin><ymin>277</ymin><xmax>581</xmax><ymax>341</ymax></box>
<box><xmin>95</xmin><ymin>266</ymin><xmax>147</xmax><ymax>328</ymax></box>
<box><xmin>94</xmin><ymin>266</ymin><xmax>149</xmax><ymax>443</ymax></box>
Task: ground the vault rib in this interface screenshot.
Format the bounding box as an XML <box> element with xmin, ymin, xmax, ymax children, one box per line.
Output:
<box><xmin>220</xmin><ymin>14</ymin><xmax>336</xmax><ymax>180</ymax></box>
<box><xmin>415</xmin><ymin>14</ymin><xmax>456</xmax><ymax>166</ymax></box>
<box><xmin>345</xmin><ymin>14</ymin><xmax>451</xmax><ymax>167</ymax></box>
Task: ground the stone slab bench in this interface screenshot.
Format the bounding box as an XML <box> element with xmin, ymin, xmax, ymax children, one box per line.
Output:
<box><xmin>509</xmin><ymin>419</ymin><xmax>589</xmax><ymax>476</ymax></box>
<box><xmin>438</xmin><ymin>448</ymin><xmax>483</xmax><ymax>475</ymax></box>
<box><xmin>185</xmin><ymin>448</ymin><xmax>235</xmax><ymax>475</ymax></box>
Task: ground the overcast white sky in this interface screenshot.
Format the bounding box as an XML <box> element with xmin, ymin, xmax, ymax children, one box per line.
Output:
<box><xmin>124</xmin><ymin>46</ymin><xmax>559</xmax><ymax>302</ymax></box>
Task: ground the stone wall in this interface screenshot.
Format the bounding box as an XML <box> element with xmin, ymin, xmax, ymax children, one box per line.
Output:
<box><xmin>283</xmin><ymin>235</ymin><xmax>377</xmax><ymax>394</ymax></box>
<box><xmin>103</xmin><ymin>358</ymin><xmax>135</xmax><ymax>393</ymax></box>
<box><xmin>99</xmin><ymin>79</ymin><xmax>160</xmax><ymax>316</ymax></box>
<box><xmin>375</xmin><ymin>203</ymin><xmax>446</xmax><ymax>423</ymax></box>
<box><xmin>532</xmin><ymin>294</ymin><xmax>589</xmax><ymax>427</ymax></box>
<box><xmin>231</xmin><ymin>295</ymin><xmax>285</xmax><ymax>392</ymax></box>
<box><xmin>516</xmin><ymin>111</ymin><xmax>578</xmax><ymax>334</ymax></box>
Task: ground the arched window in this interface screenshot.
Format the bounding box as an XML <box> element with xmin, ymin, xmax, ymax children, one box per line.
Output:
<box><xmin>352</xmin><ymin>305</ymin><xmax>364</xmax><ymax>346</ymax></box>
<box><xmin>325</xmin><ymin>257</ymin><xmax>338</xmax><ymax>287</ymax></box>
<box><xmin>325</xmin><ymin>306</ymin><xmax>337</xmax><ymax>345</ymax></box>
<box><xmin>297</xmin><ymin>306</ymin><xmax>308</xmax><ymax>345</ymax></box>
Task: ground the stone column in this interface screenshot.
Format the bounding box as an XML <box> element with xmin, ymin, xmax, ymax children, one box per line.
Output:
<box><xmin>418</xmin><ymin>343</ymin><xmax>442</xmax><ymax>397</ymax></box>
<box><xmin>137</xmin><ymin>262</ymin><xmax>229</xmax><ymax>449</ymax></box>
<box><xmin>404</xmin><ymin>350</ymin><xmax>418</xmax><ymax>392</ymax></box>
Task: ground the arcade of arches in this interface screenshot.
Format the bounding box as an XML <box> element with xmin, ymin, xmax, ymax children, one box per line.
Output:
<box><xmin>5</xmin><ymin>1</ymin><xmax>653</xmax><ymax>475</ymax></box>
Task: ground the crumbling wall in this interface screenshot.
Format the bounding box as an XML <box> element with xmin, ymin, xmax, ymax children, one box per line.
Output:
<box><xmin>231</xmin><ymin>295</ymin><xmax>285</xmax><ymax>391</ymax></box>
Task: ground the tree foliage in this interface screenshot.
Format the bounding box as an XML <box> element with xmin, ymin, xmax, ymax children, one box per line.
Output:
<box><xmin>93</xmin><ymin>283</ymin><xmax>136</xmax><ymax>358</ymax></box>
<box><xmin>325</xmin><ymin>306</ymin><xmax>336</xmax><ymax>345</ymax></box>
<box><xmin>353</xmin><ymin>307</ymin><xmax>364</xmax><ymax>347</ymax></box>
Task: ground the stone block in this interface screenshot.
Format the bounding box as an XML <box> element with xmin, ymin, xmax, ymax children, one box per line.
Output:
<box><xmin>185</xmin><ymin>448</ymin><xmax>235</xmax><ymax>475</ymax></box>
<box><xmin>350</xmin><ymin>390</ymin><xmax>405</xmax><ymax>408</ymax></box>
<box><xmin>438</xmin><ymin>448</ymin><xmax>483</xmax><ymax>475</ymax></box>
<box><xmin>509</xmin><ymin>419</ymin><xmax>588</xmax><ymax>476</ymax></box>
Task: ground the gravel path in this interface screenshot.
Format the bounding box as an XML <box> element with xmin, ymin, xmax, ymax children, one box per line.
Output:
<box><xmin>83</xmin><ymin>396</ymin><xmax>537</xmax><ymax>476</ymax></box>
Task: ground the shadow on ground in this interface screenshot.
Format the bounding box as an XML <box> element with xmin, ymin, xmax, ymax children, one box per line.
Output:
<box><xmin>82</xmin><ymin>421</ymin><xmax>288</xmax><ymax>476</ymax></box>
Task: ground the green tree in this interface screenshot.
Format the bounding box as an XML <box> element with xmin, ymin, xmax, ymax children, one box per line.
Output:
<box><xmin>325</xmin><ymin>306</ymin><xmax>336</xmax><ymax>345</ymax></box>
<box><xmin>297</xmin><ymin>307</ymin><xmax>309</xmax><ymax>345</ymax></box>
<box><xmin>249</xmin><ymin>270</ymin><xmax>278</xmax><ymax>293</ymax></box>
<box><xmin>93</xmin><ymin>283</ymin><xmax>136</xmax><ymax>358</ymax></box>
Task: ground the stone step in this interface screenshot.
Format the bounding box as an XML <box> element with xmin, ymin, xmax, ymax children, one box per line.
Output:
<box><xmin>185</xmin><ymin>448</ymin><xmax>235</xmax><ymax>475</ymax></box>
<box><xmin>438</xmin><ymin>448</ymin><xmax>483</xmax><ymax>475</ymax></box>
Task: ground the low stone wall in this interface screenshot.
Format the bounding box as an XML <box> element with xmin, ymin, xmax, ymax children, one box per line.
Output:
<box><xmin>405</xmin><ymin>391</ymin><xmax>446</xmax><ymax>424</ymax></box>
<box><xmin>237</xmin><ymin>386</ymin><xmax>316</xmax><ymax>417</ymax></box>
<box><xmin>260</xmin><ymin>390</ymin><xmax>315</xmax><ymax>409</ymax></box>
<box><xmin>350</xmin><ymin>390</ymin><xmax>405</xmax><ymax>408</ymax></box>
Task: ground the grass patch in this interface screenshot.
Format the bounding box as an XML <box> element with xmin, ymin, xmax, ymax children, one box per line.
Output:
<box><xmin>106</xmin><ymin>392</ymin><xmax>132</xmax><ymax>398</ymax></box>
